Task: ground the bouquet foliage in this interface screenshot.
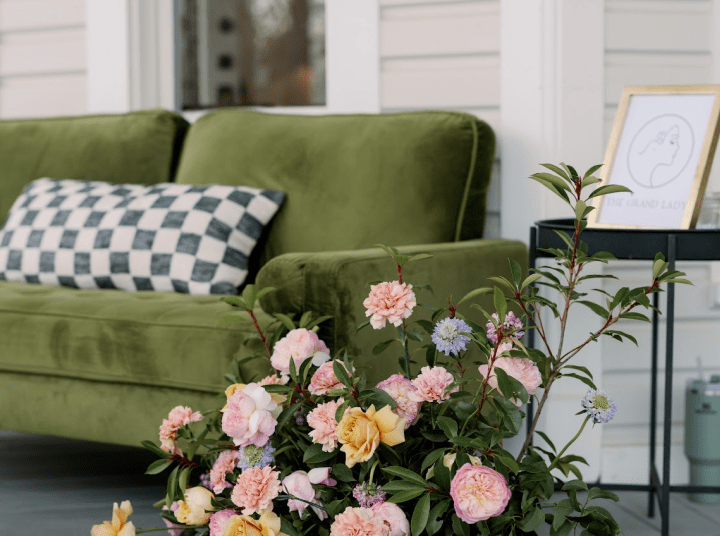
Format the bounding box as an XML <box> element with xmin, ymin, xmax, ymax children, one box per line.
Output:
<box><xmin>92</xmin><ymin>164</ymin><xmax>690</xmax><ymax>536</ymax></box>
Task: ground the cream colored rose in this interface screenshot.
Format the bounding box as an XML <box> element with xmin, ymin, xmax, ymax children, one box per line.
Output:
<box><xmin>90</xmin><ymin>501</ymin><xmax>135</xmax><ymax>536</ymax></box>
<box><xmin>336</xmin><ymin>405</ymin><xmax>405</xmax><ymax>467</ymax></box>
<box><xmin>221</xmin><ymin>511</ymin><xmax>287</xmax><ymax>536</ymax></box>
<box><xmin>175</xmin><ymin>486</ymin><xmax>215</xmax><ymax>525</ymax></box>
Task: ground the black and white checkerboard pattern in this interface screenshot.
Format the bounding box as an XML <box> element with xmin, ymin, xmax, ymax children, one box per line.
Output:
<box><xmin>0</xmin><ymin>178</ymin><xmax>285</xmax><ymax>294</ymax></box>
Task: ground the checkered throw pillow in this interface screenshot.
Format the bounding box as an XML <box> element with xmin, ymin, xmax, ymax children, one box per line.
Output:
<box><xmin>0</xmin><ymin>178</ymin><xmax>285</xmax><ymax>294</ymax></box>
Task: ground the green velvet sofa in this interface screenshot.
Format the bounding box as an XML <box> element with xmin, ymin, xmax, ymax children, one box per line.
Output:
<box><xmin>0</xmin><ymin>108</ymin><xmax>527</xmax><ymax>447</ymax></box>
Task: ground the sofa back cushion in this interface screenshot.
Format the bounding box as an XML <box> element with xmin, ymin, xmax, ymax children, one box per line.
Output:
<box><xmin>173</xmin><ymin>110</ymin><xmax>495</xmax><ymax>259</ymax></box>
<box><xmin>0</xmin><ymin>110</ymin><xmax>189</xmax><ymax>226</ymax></box>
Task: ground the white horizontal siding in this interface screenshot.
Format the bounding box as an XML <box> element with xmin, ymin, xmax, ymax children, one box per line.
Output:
<box><xmin>0</xmin><ymin>0</ymin><xmax>87</xmax><ymax>119</ymax></box>
<box><xmin>379</xmin><ymin>0</ymin><xmax>501</xmax><ymax>236</ymax></box>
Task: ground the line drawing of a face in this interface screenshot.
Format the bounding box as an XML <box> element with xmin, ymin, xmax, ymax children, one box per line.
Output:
<box><xmin>635</xmin><ymin>125</ymin><xmax>680</xmax><ymax>188</ymax></box>
<box><xmin>626</xmin><ymin>114</ymin><xmax>694</xmax><ymax>190</ymax></box>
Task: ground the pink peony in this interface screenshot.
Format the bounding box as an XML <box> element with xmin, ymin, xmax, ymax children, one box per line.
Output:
<box><xmin>330</xmin><ymin>507</ymin><xmax>388</xmax><ymax>536</ymax></box>
<box><xmin>450</xmin><ymin>464</ymin><xmax>511</xmax><ymax>523</ymax></box>
<box><xmin>307</xmin><ymin>398</ymin><xmax>344</xmax><ymax>452</ymax></box>
<box><xmin>158</xmin><ymin>405</ymin><xmax>203</xmax><ymax>455</ymax></box>
<box><xmin>231</xmin><ymin>465</ymin><xmax>281</xmax><ymax>515</ymax></box>
<box><xmin>309</xmin><ymin>361</ymin><xmax>350</xmax><ymax>395</ymax></box>
<box><xmin>376</xmin><ymin>374</ymin><xmax>421</xmax><ymax>429</ymax></box>
<box><xmin>478</xmin><ymin>356</ymin><xmax>542</xmax><ymax>406</ymax></box>
<box><xmin>222</xmin><ymin>383</ymin><xmax>278</xmax><ymax>447</ymax></box>
<box><xmin>270</xmin><ymin>328</ymin><xmax>330</xmax><ymax>376</ymax></box>
<box><xmin>410</xmin><ymin>366</ymin><xmax>457</xmax><ymax>403</ymax></box>
<box><xmin>282</xmin><ymin>468</ymin><xmax>335</xmax><ymax>519</ymax></box>
<box><xmin>209</xmin><ymin>509</ymin><xmax>237</xmax><ymax>536</ymax></box>
<box><xmin>363</xmin><ymin>281</ymin><xmax>416</xmax><ymax>329</ymax></box>
<box><xmin>371</xmin><ymin>502</ymin><xmax>410</xmax><ymax>536</ymax></box>
<box><xmin>210</xmin><ymin>450</ymin><xmax>239</xmax><ymax>494</ymax></box>
<box><xmin>258</xmin><ymin>374</ymin><xmax>289</xmax><ymax>387</ymax></box>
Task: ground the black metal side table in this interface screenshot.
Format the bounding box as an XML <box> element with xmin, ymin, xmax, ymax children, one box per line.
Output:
<box><xmin>528</xmin><ymin>218</ymin><xmax>720</xmax><ymax>536</ymax></box>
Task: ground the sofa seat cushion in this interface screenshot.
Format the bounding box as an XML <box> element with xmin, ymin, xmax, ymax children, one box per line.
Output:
<box><xmin>173</xmin><ymin>110</ymin><xmax>495</xmax><ymax>259</ymax></box>
<box><xmin>0</xmin><ymin>110</ymin><xmax>189</xmax><ymax>227</ymax></box>
<box><xmin>0</xmin><ymin>281</ymin><xmax>273</xmax><ymax>393</ymax></box>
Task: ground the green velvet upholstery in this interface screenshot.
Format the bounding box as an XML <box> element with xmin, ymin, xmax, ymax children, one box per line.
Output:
<box><xmin>0</xmin><ymin>109</ymin><xmax>189</xmax><ymax>225</ymax></box>
<box><xmin>0</xmin><ymin>109</ymin><xmax>527</xmax><ymax>447</ymax></box>
<box><xmin>256</xmin><ymin>240</ymin><xmax>527</xmax><ymax>385</ymax></box>
<box><xmin>174</xmin><ymin>110</ymin><xmax>495</xmax><ymax>260</ymax></box>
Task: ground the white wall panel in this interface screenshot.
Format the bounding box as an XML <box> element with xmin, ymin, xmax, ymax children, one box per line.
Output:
<box><xmin>381</xmin><ymin>56</ymin><xmax>499</xmax><ymax>109</ymax></box>
<box><xmin>0</xmin><ymin>28</ymin><xmax>86</xmax><ymax>76</ymax></box>
<box><xmin>0</xmin><ymin>73</ymin><xmax>87</xmax><ymax>118</ymax></box>
<box><xmin>0</xmin><ymin>0</ymin><xmax>85</xmax><ymax>31</ymax></box>
<box><xmin>381</xmin><ymin>3</ymin><xmax>499</xmax><ymax>58</ymax></box>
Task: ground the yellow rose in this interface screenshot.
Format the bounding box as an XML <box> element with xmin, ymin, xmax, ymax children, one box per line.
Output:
<box><xmin>90</xmin><ymin>501</ymin><xmax>135</xmax><ymax>536</ymax></box>
<box><xmin>222</xmin><ymin>511</ymin><xmax>287</xmax><ymax>536</ymax></box>
<box><xmin>336</xmin><ymin>405</ymin><xmax>405</xmax><ymax>467</ymax></box>
<box><xmin>176</xmin><ymin>486</ymin><xmax>215</xmax><ymax>525</ymax></box>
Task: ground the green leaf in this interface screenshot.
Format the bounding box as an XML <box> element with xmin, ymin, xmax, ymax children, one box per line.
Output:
<box><xmin>619</xmin><ymin>311</ymin><xmax>650</xmax><ymax>322</ymax></box>
<box><xmin>494</xmin><ymin>367</ymin><xmax>529</xmax><ymax>405</ymax></box>
<box><xmin>510</xmin><ymin>259</ymin><xmax>523</xmax><ymax>287</ymax></box>
<box><xmin>411</xmin><ymin>492</ymin><xmax>431</xmax><ymax>536</ymax></box>
<box><xmin>277</xmin><ymin>402</ymin><xmax>304</xmax><ymax>429</ymax></box>
<box><xmin>305</xmin><ymin>315</ymin><xmax>333</xmax><ymax>330</ymax></box>
<box><xmin>166</xmin><ymin>465</ymin><xmax>180</xmax><ymax>505</ymax></box>
<box><xmin>577</xmin><ymin>300</ymin><xmax>609</xmax><ymax>318</ymax></box>
<box><xmin>362</xmin><ymin>388</ymin><xmax>397</xmax><ymax>410</ymax></box>
<box><xmin>382</xmin><ymin>481</ymin><xmax>429</xmax><ymax>493</ymax></box>
<box><xmin>405</xmin><ymin>327</ymin><xmax>425</xmax><ymax>342</ymax></box>
<box><xmin>332</xmin><ymin>463</ymin><xmax>354</xmax><ymax>482</ymax></box>
<box><xmin>425</xmin><ymin>500</ymin><xmax>451</xmax><ymax>536</ymax></box>
<box><xmin>221</xmin><ymin>296</ymin><xmax>247</xmax><ymax>309</ymax></box>
<box><xmin>574</xmin><ymin>199</ymin><xmax>587</xmax><ymax>222</ymax></box>
<box><xmin>141</xmin><ymin>440</ymin><xmax>173</xmax><ymax>459</ymax></box>
<box><xmin>561</xmin><ymin>372</ymin><xmax>597</xmax><ymax>390</ymax></box>
<box><xmin>587</xmin><ymin>184</ymin><xmax>633</xmax><ymax>199</ymax></box>
<box><xmin>562</xmin><ymin>479</ymin><xmax>588</xmax><ymax>492</ymax></box>
<box><xmin>303</xmin><ymin>443</ymin><xmax>337</xmax><ymax>464</ymax></box>
<box><xmin>530</xmin><ymin>176</ymin><xmax>571</xmax><ymax>203</ymax></box>
<box><xmin>420</xmin><ymin>448</ymin><xmax>447</xmax><ymax>473</ymax></box>
<box><xmin>145</xmin><ymin>458</ymin><xmax>174</xmax><ymax>475</ymax></box>
<box><xmin>584</xmin><ymin>164</ymin><xmax>603</xmax><ymax>178</ymax></box>
<box><xmin>298</xmin><ymin>310</ymin><xmax>314</xmax><ymax>329</ymax></box>
<box><xmin>178</xmin><ymin>466</ymin><xmax>191</xmax><ymax>494</ymax></box>
<box><xmin>436</xmin><ymin>416</ymin><xmax>458</xmax><ymax>439</ymax></box>
<box><xmin>521</xmin><ymin>273</ymin><xmax>543</xmax><ymax>290</ymax></box>
<box><xmin>518</xmin><ymin>506</ymin><xmax>545</xmax><ymax>533</ymax></box>
<box><xmin>457</xmin><ymin>287</ymin><xmax>494</xmax><ymax>306</ymax></box>
<box><xmin>587</xmin><ymin>487</ymin><xmax>620</xmax><ymax>502</ymax></box>
<box><xmin>532</xmin><ymin>172</ymin><xmax>572</xmax><ymax>191</ymax></box>
<box><xmin>333</xmin><ymin>360</ymin><xmax>353</xmax><ymax>388</ymax></box>
<box><xmin>387</xmin><ymin>489</ymin><xmax>426</xmax><ymax>503</ymax></box>
<box><xmin>541</xmin><ymin>163</ymin><xmax>571</xmax><ymax>180</ymax></box>
<box><xmin>552</xmin><ymin>499</ymin><xmax>575</xmax><ymax>531</ymax></box>
<box><xmin>494</xmin><ymin>396</ymin><xmax>523</xmax><ymax>434</ymax></box>
<box><xmin>488</xmin><ymin>276</ymin><xmax>516</xmax><ymax>292</ymax></box>
<box><xmin>281</xmin><ymin>516</ymin><xmax>304</xmax><ymax>536</ymax></box>
<box><xmin>273</xmin><ymin>313</ymin><xmax>297</xmax><ymax>331</ymax></box>
<box><xmin>335</xmin><ymin>399</ymin><xmax>351</xmax><ymax>423</ymax></box>
<box><xmin>494</xmin><ymin>286</ymin><xmax>507</xmax><ymax>323</ymax></box>
<box><xmin>408</xmin><ymin>253</ymin><xmax>434</xmax><ymax>263</ymax></box>
<box><xmin>373</xmin><ymin>339</ymin><xmax>397</xmax><ymax>355</ymax></box>
<box><xmin>382</xmin><ymin>466</ymin><xmax>429</xmax><ymax>487</ymax></box>
<box><xmin>241</xmin><ymin>284</ymin><xmax>258</xmax><ymax>311</ymax></box>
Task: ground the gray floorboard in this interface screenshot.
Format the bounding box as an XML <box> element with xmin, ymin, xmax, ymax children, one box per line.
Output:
<box><xmin>1</xmin><ymin>430</ymin><xmax>718</xmax><ymax>535</ymax></box>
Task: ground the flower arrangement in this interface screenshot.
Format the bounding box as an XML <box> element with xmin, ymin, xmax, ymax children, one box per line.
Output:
<box><xmin>92</xmin><ymin>164</ymin><xmax>690</xmax><ymax>536</ymax></box>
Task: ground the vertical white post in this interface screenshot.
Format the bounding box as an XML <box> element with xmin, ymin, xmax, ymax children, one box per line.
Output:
<box><xmin>500</xmin><ymin>0</ymin><xmax>605</xmax><ymax>480</ymax></box>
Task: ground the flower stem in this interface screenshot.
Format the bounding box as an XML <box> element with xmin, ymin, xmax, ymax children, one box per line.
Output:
<box><xmin>247</xmin><ymin>308</ymin><xmax>272</xmax><ymax>359</ymax></box>
<box><xmin>398</xmin><ymin>325</ymin><xmax>411</xmax><ymax>380</ymax></box>
<box><xmin>136</xmin><ymin>526</ymin><xmax>205</xmax><ymax>534</ymax></box>
<box><xmin>547</xmin><ymin>415</ymin><xmax>590</xmax><ymax>471</ymax></box>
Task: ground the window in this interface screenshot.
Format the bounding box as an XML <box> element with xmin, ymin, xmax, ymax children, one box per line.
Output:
<box><xmin>179</xmin><ymin>0</ymin><xmax>325</xmax><ymax>109</ymax></box>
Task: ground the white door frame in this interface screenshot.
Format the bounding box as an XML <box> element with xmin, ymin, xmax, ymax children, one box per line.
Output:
<box><xmin>85</xmin><ymin>0</ymin><xmax>380</xmax><ymax>115</ymax></box>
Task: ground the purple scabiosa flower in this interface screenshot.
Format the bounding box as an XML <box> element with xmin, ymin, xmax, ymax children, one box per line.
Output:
<box><xmin>432</xmin><ymin>317</ymin><xmax>472</xmax><ymax>356</ymax></box>
<box><xmin>486</xmin><ymin>311</ymin><xmax>524</xmax><ymax>344</ymax></box>
<box><xmin>581</xmin><ymin>389</ymin><xmax>617</xmax><ymax>424</ymax></box>
<box><xmin>352</xmin><ymin>482</ymin><xmax>387</xmax><ymax>508</ymax></box>
<box><xmin>236</xmin><ymin>443</ymin><xmax>276</xmax><ymax>471</ymax></box>
<box><xmin>200</xmin><ymin>470</ymin><xmax>213</xmax><ymax>491</ymax></box>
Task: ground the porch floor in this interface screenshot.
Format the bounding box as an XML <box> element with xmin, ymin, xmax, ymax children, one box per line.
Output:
<box><xmin>1</xmin><ymin>430</ymin><xmax>718</xmax><ymax>535</ymax></box>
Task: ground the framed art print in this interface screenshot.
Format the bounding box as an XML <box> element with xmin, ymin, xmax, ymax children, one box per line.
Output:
<box><xmin>588</xmin><ymin>85</ymin><xmax>720</xmax><ymax>229</ymax></box>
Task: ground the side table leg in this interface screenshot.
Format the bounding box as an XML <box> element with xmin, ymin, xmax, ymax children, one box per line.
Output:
<box><xmin>660</xmin><ymin>234</ymin><xmax>677</xmax><ymax>536</ymax></box>
<box><xmin>648</xmin><ymin>291</ymin><xmax>659</xmax><ymax>518</ymax></box>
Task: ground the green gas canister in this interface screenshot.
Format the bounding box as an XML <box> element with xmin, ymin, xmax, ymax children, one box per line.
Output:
<box><xmin>684</xmin><ymin>375</ymin><xmax>720</xmax><ymax>503</ymax></box>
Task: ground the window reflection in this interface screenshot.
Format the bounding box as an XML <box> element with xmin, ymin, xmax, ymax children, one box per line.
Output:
<box><xmin>180</xmin><ymin>0</ymin><xmax>326</xmax><ymax>109</ymax></box>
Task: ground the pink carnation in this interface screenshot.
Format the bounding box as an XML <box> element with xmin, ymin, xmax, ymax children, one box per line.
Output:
<box><xmin>258</xmin><ymin>374</ymin><xmax>289</xmax><ymax>386</ymax></box>
<box><xmin>210</xmin><ymin>450</ymin><xmax>238</xmax><ymax>494</ymax></box>
<box><xmin>209</xmin><ymin>509</ymin><xmax>236</xmax><ymax>536</ymax></box>
<box><xmin>376</xmin><ymin>374</ymin><xmax>421</xmax><ymax>429</ymax></box>
<box><xmin>222</xmin><ymin>383</ymin><xmax>278</xmax><ymax>447</ymax></box>
<box><xmin>310</xmin><ymin>361</ymin><xmax>349</xmax><ymax>395</ymax></box>
<box><xmin>478</xmin><ymin>356</ymin><xmax>542</xmax><ymax>406</ymax></box>
<box><xmin>363</xmin><ymin>281</ymin><xmax>416</xmax><ymax>329</ymax></box>
<box><xmin>371</xmin><ymin>502</ymin><xmax>410</xmax><ymax>536</ymax></box>
<box><xmin>410</xmin><ymin>366</ymin><xmax>457</xmax><ymax>403</ymax></box>
<box><xmin>307</xmin><ymin>398</ymin><xmax>344</xmax><ymax>452</ymax></box>
<box><xmin>330</xmin><ymin>507</ymin><xmax>388</xmax><ymax>536</ymax></box>
<box><xmin>450</xmin><ymin>464</ymin><xmax>511</xmax><ymax>523</ymax></box>
<box><xmin>231</xmin><ymin>465</ymin><xmax>281</xmax><ymax>515</ymax></box>
<box><xmin>270</xmin><ymin>328</ymin><xmax>330</xmax><ymax>376</ymax></box>
<box><xmin>159</xmin><ymin>405</ymin><xmax>203</xmax><ymax>454</ymax></box>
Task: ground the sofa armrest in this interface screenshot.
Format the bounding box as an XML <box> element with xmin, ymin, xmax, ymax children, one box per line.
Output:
<box><xmin>256</xmin><ymin>239</ymin><xmax>528</xmax><ymax>382</ymax></box>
